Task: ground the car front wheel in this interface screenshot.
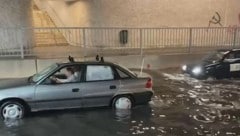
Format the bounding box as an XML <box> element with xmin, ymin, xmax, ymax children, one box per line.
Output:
<box><xmin>113</xmin><ymin>96</ymin><xmax>133</xmax><ymax>110</ymax></box>
<box><xmin>0</xmin><ymin>101</ymin><xmax>26</xmax><ymax>119</ymax></box>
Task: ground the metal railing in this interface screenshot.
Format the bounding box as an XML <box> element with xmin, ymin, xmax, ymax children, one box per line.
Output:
<box><xmin>0</xmin><ymin>28</ymin><xmax>33</xmax><ymax>58</ymax></box>
<box><xmin>0</xmin><ymin>27</ymin><xmax>239</xmax><ymax>58</ymax></box>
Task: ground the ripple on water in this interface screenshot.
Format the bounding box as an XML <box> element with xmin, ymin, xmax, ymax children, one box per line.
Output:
<box><xmin>129</xmin><ymin>120</ymin><xmax>158</xmax><ymax>135</ymax></box>
<box><xmin>192</xmin><ymin>113</ymin><xmax>216</xmax><ymax>123</ymax></box>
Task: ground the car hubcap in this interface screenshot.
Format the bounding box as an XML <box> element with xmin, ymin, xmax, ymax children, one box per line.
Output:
<box><xmin>115</xmin><ymin>97</ymin><xmax>132</xmax><ymax>109</ymax></box>
<box><xmin>2</xmin><ymin>104</ymin><xmax>23</xmax><ymax>119</ymax></box>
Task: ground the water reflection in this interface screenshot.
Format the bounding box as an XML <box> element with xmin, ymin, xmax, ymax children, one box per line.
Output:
<box><xmin>0</xmin><ymin>105</ymin><xmax>154</xmax><ymax>136</ymax></box>
<box><xmin>3</xmin><ymin>119</ymin><xmax>24</xmax><ymax>128</ymax></box>
<box><xmin>114</xmin><ymin>109</ymin><xmax>131</xmax><ymax>121</ymax></box>
<box><xmin>0</xmin><ymin>119</ymin><xmax>24</xmax><ymax>136</ymax></box>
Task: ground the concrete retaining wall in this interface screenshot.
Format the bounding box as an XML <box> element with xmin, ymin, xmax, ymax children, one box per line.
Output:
<box><xmin>0</xmin><ymin>59</ymin><xmax>36</xmax><ymax>78</ymax></box>
<box><xmin>40</xmin><ymin>0</ymin><xmax>240</xmax><ymax>27</ymax></box>
<box><xmin>0</xmin><ymin>53</ymin><xmax>206</xmax><ymax>78</ymax></box>
<box><xmin>0</xmin><ymin>0</ymin><xmax>33</xmax><ymax>49</ymax></box>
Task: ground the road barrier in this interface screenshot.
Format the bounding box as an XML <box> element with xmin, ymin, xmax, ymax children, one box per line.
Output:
<box><xmin>0</xmin><ymin>27</ymin><xmax>239</xmax><ymax>58</ymax></box>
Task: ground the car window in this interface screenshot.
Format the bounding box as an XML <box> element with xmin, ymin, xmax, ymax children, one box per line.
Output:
<box><xmin>44</xmin><ymin>65</ymin><xmax>83</xmax><ymax>84</ymax></box>
<box><xmin>116</xmin><ymin>68</ymin><xmax>130</xmax><ymax>79</ymax></box>
<box><xmin>86</xmin><ymin>65</ymin><xmax>114</xmax><ymax>81</ymax></box>
<box><xmin>235</xmin><ymin>51</ymin><xmax>240</xmax><ymax>59</ymax></box>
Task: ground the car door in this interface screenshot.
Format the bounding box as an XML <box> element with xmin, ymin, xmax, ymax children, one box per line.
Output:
<box><xmin>215</xmin><ymin>61</ymin><xmax>230</xmax><ymax>79</ymax></box>
<box><xmin>81</xmin><ymin>64</ymin><xmax>120</xmax><ymax>108</ymax></box>
<box><xmin>214</xmin><ymin>52</ymin><xmax>236</xmax><ymax>79</ymax></box>
<box><xmin>229</xmin><ymin>51</ymin><xmax>240</xmax><ymax>78</ymax></box>
<box><xmin>215</xmin><ymin>51</ymin><xmax>240</xmax><ymax>78</ymax></box>
<box><xmin>34</xmin><ymin>65</ymin><xmax>84</xmax><ymax>110</ymax></box>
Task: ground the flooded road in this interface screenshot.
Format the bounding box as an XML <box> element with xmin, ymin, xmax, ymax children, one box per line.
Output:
<box><xmin>1</xmin><ymin>68</ymin><xmax>240</xmax><ymax>136</ymax></box>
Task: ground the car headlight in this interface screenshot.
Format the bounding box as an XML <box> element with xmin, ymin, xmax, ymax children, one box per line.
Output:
<box><xmin>182</xmin><ymin>65</ymin><xmax>187</xmax><ymax>71</ymax></box>
<box><xmin>192</xmin><ymin>67</ymin><xmax>202</xmax><ymax>75</ymax></box>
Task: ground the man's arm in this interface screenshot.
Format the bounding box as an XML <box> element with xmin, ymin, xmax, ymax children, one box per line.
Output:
<box><xmin>56</xmin><ymin>75</ymin><xmax>76</xmax><ymax>83</ymax></box>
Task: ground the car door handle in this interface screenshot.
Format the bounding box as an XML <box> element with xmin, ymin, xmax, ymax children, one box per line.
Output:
<box><xmin>110</xmin><ymin>85</ymin><xmax>117</xmax><ymax>89</ymax></box>
<box><xmin>72</xmin><ymin>88</ymin><xmax>79</xmax><ymax>92</ymax></box>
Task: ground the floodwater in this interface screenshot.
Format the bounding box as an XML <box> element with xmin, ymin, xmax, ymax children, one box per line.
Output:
<box><xmin>1</xmin><ymin>68</ymin><xmax>240</xmax><ymax>136</ymax></box>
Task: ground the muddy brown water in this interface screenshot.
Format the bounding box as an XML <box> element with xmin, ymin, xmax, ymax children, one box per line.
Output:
<box><xmin>0</xmin><ymin>68</ymin><xmax>240</xmax><ymax>136</ymax></box>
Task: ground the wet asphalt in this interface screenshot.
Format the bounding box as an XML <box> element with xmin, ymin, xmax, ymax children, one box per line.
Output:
<box><xmin>1</xmin><ymin>68</ymin><xmax>240</xmax><ymax>136</ymax></box>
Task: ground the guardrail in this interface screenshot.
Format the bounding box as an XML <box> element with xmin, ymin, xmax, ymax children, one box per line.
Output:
<box><xmin>0</xmin><ymin>27</ymin><xmax>239</xmax><ymax>58</ymax></box>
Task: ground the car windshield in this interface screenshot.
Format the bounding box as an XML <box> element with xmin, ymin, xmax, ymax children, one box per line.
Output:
<box><xmin>32</xmin><ymin>64</ymin><xmax>58</xmax><ymax>82</ymax></box>
<box><xmin>203</xmin><ymin>51</ymin><xmax>227</xmax><ymax>62</ymax></box>
<box><xmin>117</xmin><ymin>64</ymin><xmax>136</xmax><ymax>76</ymax></box>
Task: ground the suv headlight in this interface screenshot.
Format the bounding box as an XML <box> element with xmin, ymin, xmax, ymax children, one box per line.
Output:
<box><xmin>182</xmin><ymin>65</ymin><xmax>187</xmax><ymax>71</ymax></box>
<box><xmin>192</xmin><ymin>67</ymin><xmax>202</xmax><ymax>75</ymax></box>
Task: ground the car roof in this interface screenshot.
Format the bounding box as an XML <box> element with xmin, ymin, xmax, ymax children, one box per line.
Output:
<box><xmin>232</xmin><ymin>49</ymin><xmax>240</xmax><ymax>52</ymax></box>
<box><xmin>57</xmin><ymin>61</ymin><xmax>117</xmax><ymax>66</ymax></box>
<box><xmin>216</xmin><ymin>48</ymin><xmax>240</xmax><ymax>52</ymax></box>
<box><xmin>216</xmin><ymin>49</ymin><xmax>231</xmax><ymax>52</ymax></box>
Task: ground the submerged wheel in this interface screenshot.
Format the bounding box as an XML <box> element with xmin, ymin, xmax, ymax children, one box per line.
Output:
<box><xmin>0</xmin><ymin>101</ymin><xmax>26</xmax><ymax>119</ymax></box>
<box><xmin>112</xmin><ymin>96</ymin><xmax>133</xmax><ymax>110</ymax></box>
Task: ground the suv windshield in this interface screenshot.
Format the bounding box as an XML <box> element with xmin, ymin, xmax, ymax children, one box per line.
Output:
<box><xmin>32</xmin><ymin>64</ymin><xmax>58</xmax><ymax>82</ymax></box>
<box><xmin>203</xmin><ymin>51</ymin><xmax>227</xmax><ymax>62</ymax></box>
